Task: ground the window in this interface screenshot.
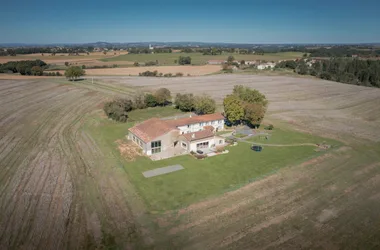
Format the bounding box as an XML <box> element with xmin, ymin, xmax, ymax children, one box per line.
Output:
<box><xmin>133</xmin><ymin>135</ymin><xmax>136</xmax><ymax>142</ymax></box>
<box><xmin>181</xmin><ymin>142</ymin><xmax>187</xmax><ymax>148</ymax></box>
<box><xmin>187</xmin><ymin>124</ymin><xmax>190</xmax><ymax>128</ymax></box>
<box><xmin>196</xmin><ymin>141</ymin><xmax>209</xmax><ymax>148</ymax></box>
<box><xmin>219</xmin><ymin>120</ymin><xmax>223</xmax><ymax>124</ymax></box>
<box><xmin>151</xmin><ymin>140</ymin><xmax>161</xmax><ymax>154</ymax></box>
<box><xmin>219</xmin><ymin>140</ymin><xmax>223</xmax><ymax>144</ymax></box>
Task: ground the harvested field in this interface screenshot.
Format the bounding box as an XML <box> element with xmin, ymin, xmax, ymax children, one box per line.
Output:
<box><xmin>100</xmin><ymin>74</ymin><xmax>380</xmax><ymax>142</ymax></box>
<box><xmin>0</xmin><ymin>52</ymin><xmax>131</xmax><ymax>69</ymax></box>
<box><xmin>0</xmin><ymin>79</ymin><xmax>144</xmax><ymax>249</ymax></box>
<box><xmin>56</xmin><ymin>65</ymin><xmax>221</xmax><ymax>76</ymax></box>
<box><xmin>1</xmin><ymin>75</ymin><xmax>380</xmax><ymax>249</ymax></box>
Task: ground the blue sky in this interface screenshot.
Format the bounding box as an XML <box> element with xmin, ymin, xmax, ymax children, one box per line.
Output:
<box><xmin>1</xmin><ymin>0</ymin><xmax>379</xmax><ymax>44</ymax></box>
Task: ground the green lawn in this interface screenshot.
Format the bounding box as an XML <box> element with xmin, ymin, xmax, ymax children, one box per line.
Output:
<box><xmin>84</xmin><ymin>107</ymin><xmax>341</xmax><ymax>212</ymax></box>
<box><xmin>248</xmin><ymin>128</ymin><xmax>340</xmax><ymax>146</ymax></box>
<box><xmin>100</xmin><ymin>52</ymin><xmax>304</xmax><ymax>65</ymax></box>
<box><xmin>123</xmin><ymin>143</ymin><xmax>321</xmax><ymax>211</ymax></box>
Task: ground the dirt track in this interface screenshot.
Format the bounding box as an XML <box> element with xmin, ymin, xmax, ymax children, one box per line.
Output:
<box><xmin>1</xmin><ymin>75</ymin><xmax>380</xmax><ymax>249</ymax></box>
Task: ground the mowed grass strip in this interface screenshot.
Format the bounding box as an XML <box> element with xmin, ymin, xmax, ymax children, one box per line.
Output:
<box><xmin>84</xmin><ymin>106</ymin><xmax>340</xmax><ymax>212</ymax></box>
<box><xmin>100</xmin><ymin>52</ymin><xmax>304</xmax><ymax>65</ymax></box>
<box><xmin>248</xmin><ymin>127</ymin><xmax>340</xmax><ymax>146</ymax></box>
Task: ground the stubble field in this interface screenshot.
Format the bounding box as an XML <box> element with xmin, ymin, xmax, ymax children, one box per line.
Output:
<box><xmin>0</xmin><ymin>75</ymin><xmax>380</xmax><ymax>249</ymax></box>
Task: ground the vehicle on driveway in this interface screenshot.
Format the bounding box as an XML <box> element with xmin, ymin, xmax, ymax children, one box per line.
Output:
<box><xmin>196</xmin><ymin>149</ymin><xmax>204</xmax><ymax>154</ymax></box>
<box><xmin>251</xmin><ymin>145</ymin><xmax>263</xmax><ymax>152</ymax></box>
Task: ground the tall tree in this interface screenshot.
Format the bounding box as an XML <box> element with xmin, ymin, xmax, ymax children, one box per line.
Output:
<box><xmin>223</xmin><ymin>94</ymin><xmax>244</xmax><ymax>124</ymax></box>
<box><xmin>64</xmin><ymin>66</ymin><xmax>85</xmax><ymax>81</ymax></box>
<box><xmin>154</xmin><ymin>88</ymin><xmax>171</xmax><ymax>105</ymax></box>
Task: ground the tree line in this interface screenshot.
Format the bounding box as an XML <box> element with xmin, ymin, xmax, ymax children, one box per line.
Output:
<box><xmin>103</xmin><ymin>88</ymin><xmax>173</xmax><ymax>122</ymax></box>
<box><xmin>0</xmin><ymin>60</ymin><xmax>47</xmax><ymax>75</ymax></box>
<box><xmin>307</xmin><ymin>46</ymin><xmax>380</xmax><ymax>58</ymax></box>
<box><xmin>0</xmin><ymin>47</ymin><xmax>90</xmax><ymax>56</ymax></box>
<box><xmin>127</xmin><ymin>48</ymin><xmax>172</xmax><ymax>54</ymax></box>
<box><xmin>174</xmin><ymin>93</ymin><xmax>216</xmax><ymax>115</ymax></box>
<box><xmin>276</xmin><ymin>58</ymin><xmax>380</xmax><ymax>88</ymax></box>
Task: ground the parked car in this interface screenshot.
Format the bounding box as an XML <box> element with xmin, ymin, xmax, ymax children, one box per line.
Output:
<box><xmin>251</xmin><ymin>145</ymin><xmax>263</xmax><ymax>152</ymax></box>
<box><xmin>196</xmin><ymin>149</ymin><xmax>204</xmax><ymax>154</ymax></box>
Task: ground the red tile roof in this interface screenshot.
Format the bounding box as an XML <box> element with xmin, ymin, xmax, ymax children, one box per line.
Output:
<box><xmin>181</xmin><ymin>129</ymin><xmax>215</xmax><ymax>142</ymax></box>
<box><xmin>166</xmin><ymin>113</ymin><xmax>224</xmax><ymax>127</ymax></box>
<box><xmin>128</xmin><ymin>113</ymin><xmax>223</xmax><ymax>143</ymax></box>
<box><xmin>128</xmin><ymin>118</ymin><xmax>174</xmax><ymax>143</ymax></box>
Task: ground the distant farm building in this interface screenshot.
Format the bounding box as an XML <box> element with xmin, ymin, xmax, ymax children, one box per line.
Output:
<box><xmin>207</xmin><ymin>60</ymin><xmax>226</xmax><ymax>65</ymax></box>
<box><xmin>257</xmin><ymin>62</ymin><xmax>276</xmax><ymax>70</ymax></box>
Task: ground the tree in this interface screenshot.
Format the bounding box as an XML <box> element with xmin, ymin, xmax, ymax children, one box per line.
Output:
<box><xmin>240</xmin><ymin>60</ymin><xmax>245</xmax><ymax>65</ymax></box>
<box><xmin>144</xmin><ymin>94</ymin><xmax>157</xmax><ymax>107</ymax></box>
<box><xmin>174</xmin><ymin>93</ymin><xmax>195</xmax><ymax>111</ymax></box>
<box><xmin>103</xmin><ymin>99</ymin><xmax>133</xmax><ymax>122</ymax></box>
<box><xmin>194</xmin><ymin>95</ymin><xmax>216</xmax><ymax>115</ymax></box>
<box><xmin>297</xmin><ymin>61</ymin><xmax>308</xmax><ymax>75</ymax></box>
<box><xmin>64</xmin><ymin>62</ymin><xmax>69</xmax><ymax>67</ymax></box>
<box><xmin>178</xmin><ymin>56</ymin><xmax>191</xmax><ymax>65</ymax></box>
<box><xmin>31</xmin><ymin>66</ymin><xmax>43</xmax><ymax>76</ymax></box>
<box><xmin>244</xmin><ymin>103</ymin><xmax>266</xmax><ymax>126</ymax></box>
<box><xmin>64</xmin><ymin>66</ymin><xmax>85</xmax><ymax>81</ymax></box>
<box><xmin>232</xmin><ymin>85</ymin><xmax>268</xmax><ymax>107</ymax></box>
<box><xmin>81</xmin><ymin>65</ymin><xmax>86</xmax><ymax>69</ymax></box>
<box><xmin>227</xmin><ymin>55</ymin><xmax>235</xmax><ymax>65</ymax></box>
<box><xmin>154</xmin><ymin>88</ymin><xmax>171</xmax><ymax>105</ymax></box>
<box><xmin>223</xmin><ymin>94</ymin><xmax>244</xmax><ymax>124</ymax></box>
<box><xmin>133</xmin><ymin>91</ymin><xmax>147</xmax><ymax>109</ymax></box>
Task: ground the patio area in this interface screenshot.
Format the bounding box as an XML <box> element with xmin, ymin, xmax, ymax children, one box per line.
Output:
<box><xmin>150</xmin><ymin>146</ymin><xmax>187</xmax><ymax>161</ymax></box>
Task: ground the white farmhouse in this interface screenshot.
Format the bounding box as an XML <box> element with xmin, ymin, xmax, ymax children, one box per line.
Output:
<box><xmin>128</xmin><ymin>113</ymin><xmax>226</xmax><ymax>158</ymax></box>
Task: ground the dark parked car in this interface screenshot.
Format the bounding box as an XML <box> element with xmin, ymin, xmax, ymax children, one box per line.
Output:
<box><xmin>196</xmin><ymin>150</ymin><xmax>204</xmax><ymax>154</ymax></box>
<box><xmin>251</xmin><ymin>145</ymin><xmax>263</xmax><ymax>152</ymax></box>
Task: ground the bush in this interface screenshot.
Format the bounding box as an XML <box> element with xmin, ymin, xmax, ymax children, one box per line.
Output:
<box><xmin>139</xmin><ymin>70</ymin><xmax>158</xmax><ymax>77</ymax></box>
<box><xmin>194</xmin><ymin>154</ymin><xmax>207</xmax><ymax>160</ymax></box>
<box><xmin>133</xmin><ymin>91</ymin><xmax>147</xmax><ymax>109</ymax></box>
<box><xmin>81</xmin><ymin>65</ymin><xmax>86</xmax><ymax>69</ymax></box>
<box><xmin>144</xmin><ymin>94</ymin><xmax>157</xmax><ymax>107</ymax></box>
<box><xmin>175</xmin><ymin>72</ymin><xmax>183</xmax><ymax>77</ymax></box>
<box><xmin>145</xmin><ymin>61</ymin><xmax>158</xmax><ymax>66</ymax></box>
<box><xmin>133</xmin><ymin>62</ymin><xmax>139</xmax><ymax>66</ymax></box>
<box><xmin>215</xmin><ymin>146</ymin><xmax>225</xmax><ymax>153</ymax></box>
<box><xmin>163</xmin><ymin>73</ymin><xmax>172</xmax><ymax>77</ymax></box>
<box><xmin>31</xmin><ymin>66</ymin><xmax>43</xmax><ymax>76</ymax></box>
<box><xmin>155</xmin><ymin>88</ymin><xmax>171</xmax><ymax>105</ymax></box>
<box><xmin>174</xmin><ymin>93</ymin><xmax>195</xmax><ymax>111</ymax></box>
<box><xmin>264</xmin><ymin>124</ymin><xmax>274</xmax><ymax>130</ymax></box>
<box><xmin>194</xmin><ymin>95</ymin><xmax>216</xmax><ymax>115</ymax></box>
<box><xmin>178</xmin><ymin>56</ymin><xmax>191</xmax><ymax>65</ymax></box>
<box><xmin>103</xmin><ymin>99</ymin><xmax>133</xmax><ymax>122</ymax></box>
